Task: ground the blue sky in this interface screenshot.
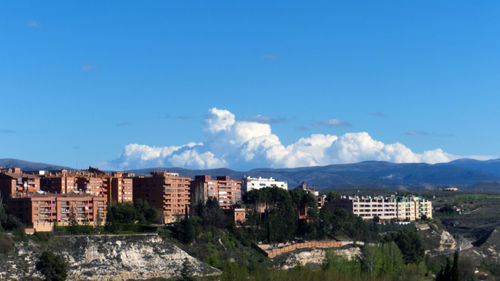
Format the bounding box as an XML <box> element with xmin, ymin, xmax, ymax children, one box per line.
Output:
<box><xmin>1</xmin><ymin>1</ymin><xmax>499</xmax><ymax>170</ymax></box>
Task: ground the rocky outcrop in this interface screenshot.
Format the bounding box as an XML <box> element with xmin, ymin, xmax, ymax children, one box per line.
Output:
<box><xmin>0</xmin><ymin>234</ymin><xmax>220</xmax><ymax>281</ymax></box>
<box><xmin>277</xmin><ymin>245</ymin><xmax>362</xmax><ymax>270</ymax></box>
<box><xmin>418</xmin><ymin>223</ymin><xmax>473</xmax><ymax>257</ymax></box>
<box><xmin>473</xmin><ymin>227</ymin><xmax>500</xmax><ymax>263</ymax></box>
<box><xmin>417</xmin><ymin>223</ymin><xmax>498</xmax><ymax>267</ymax></box>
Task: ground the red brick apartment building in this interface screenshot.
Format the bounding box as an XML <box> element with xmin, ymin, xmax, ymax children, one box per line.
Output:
<box><xmin>133</xmin><ymin>171</ymin><xmax>191</xmax><ymax>223</ymax></box>
<box><xmin>74</xmin><ymin>167</ymin><xmax>110</xmax><ymax>199</ymax></box>
<box><xmin>190</xmin><ymin>175</ymin><xmax>242</xmax><ymax>209</ymax></box>
<box><xmin>7</xmin><ymin>193</ymin><xmax>107</xmax><ymax>232</ymax></box>
<box><xmin>0</xmin><ymin>168</ymin><xmax>40</xmax><ymax>198</ymax></box>
<box><xmin>109</xmin><ymin>172</ymin><xmax>133</xmax><ymax>204</ymax></box>
<box><xmin>40</xmin><ymin>168</ymin><xmax>133</xmax><ymax>204</ymax></box>
<box><xmin>41</xmin><ymin>169</ymin><xmax>78</xmax><ymax>194</ymax></box>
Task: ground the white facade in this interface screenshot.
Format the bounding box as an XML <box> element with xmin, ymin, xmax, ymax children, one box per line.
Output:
<box><xmin>329</xmin><ymin>195</ymin><xmax>433</xmax><ymax>221</ymax></box>
<box><xmin>241</xmin><ymin>176</ymin><xmax>288</xmax><ymax>193</ymax></box>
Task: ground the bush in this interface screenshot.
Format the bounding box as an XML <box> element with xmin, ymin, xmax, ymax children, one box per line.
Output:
<box><xmin>54</xmin><ymin>225</ymin><xmax>94</xmax><ymax>235</ymax></box>
<box><xmin>36</xmin><ymin>251</ymin><xmax>68</xmax><ymax>281</ymax></box>
<box><xmin>31</xmin><ymin>231</ymin><xmax>53</xmax><ymax>243</ymax></box>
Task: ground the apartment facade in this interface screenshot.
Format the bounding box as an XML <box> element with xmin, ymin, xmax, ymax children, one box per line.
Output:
<box><xmin>396</xmin><ymin>197</ymin><xmax>433</xmax><ymax>221</ymax></box>
<box><xmin>241</xmin><ymin>176</ymin><xmax>288</xmax><ymax>193</ymax></box>
<box><xmin>76</xmin><ymin>176</ymin><xmax>108</xmax><ymax>198</ymax></box>
<box><xmin>133</xmin><ymin>172</ymin><xmax>191</xmax><ymax>223</ymax></box>
<box><xmin>109</xmin><ymin>172</ymin><xmax>133</xmax><ymax>204</ymax></box>
<box><xmin>0</xmin><ymin>168</ymin><xmax>41</xmax><ymax>198</ymax></box>
<box><xmin>6</xmin><ymin>193</ymin><xmax>107</xmax><ymax>232</ymax></box>
<box><xmin>41</xmin><ymin>168</ymin><xmax>133</xmax><ymax>204</ymax></box>
<box><xmin>327</xmin><ymin>195</ymin><xmax>432</xmax><ymax>221</ymax></box>
<box><xmin>41</xmin><ymin>170</ymin><xmax>78</xmax><ymax>194</ymax></box>
<box><xmin>190</xmin><ymin>175</ymin><xmax>242</xmax><ymax>209</ymax></box>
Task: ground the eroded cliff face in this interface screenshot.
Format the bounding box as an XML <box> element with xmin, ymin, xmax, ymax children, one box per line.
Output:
<box><xmin>417</xmin><ymin>223</ymin><xmax>500</xmax><ymax>266</ymax></box>
<box><xmin>418</xmin><ymin>224</ymin><xmax>465</xmax><ymax>256</ymax></box>
<box><xmin>277</xmin><ymin>245</ymin><xmax>362</xmax><ymax>270</ymax></box>
<box><xmin>0</xmin><ymin>234</ymin><xmax>220</xmax><ymax>281</ymax></box>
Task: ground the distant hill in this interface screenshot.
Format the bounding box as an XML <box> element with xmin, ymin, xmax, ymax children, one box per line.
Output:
<box><xmin>0</xmin><ymin>158</ymin><xmax>70</xmax><ymax>171</ymax></box>
<box><xmin>444</xmin><ymin>158</ymin><xmax>500</xmax><ymax>176</ymax></box>
<box><xmin>3</xmin><ymin>158</ymin><xmax>500</xmax><ymax>191</ymax></box>
<box><xmin>129</xmin><ymin>159</ymin><xmax>500</xmax><ymax>190</ymax></box>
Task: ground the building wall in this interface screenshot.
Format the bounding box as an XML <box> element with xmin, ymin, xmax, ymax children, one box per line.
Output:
<box><xmin>6</xmin><ymin>194</ymin><xmax>107</xmax><ymax>232</ymax></box>
<box><xmin>41</xmin><ymin>172</ymin><xmax>78</xmax><ymax>194</ymax></box>
<box><xmin>0</xmin><ymin>169</ymin><xmax>40</xmax><ymax>198</ymax></box>
<box><xmin>133</xmin><ymin>172</ymin><xmax>190</xmax><ymax>223</ymax></box>
<box><xmin>191</xmin><ymin>175</ymin><xmax>241</xmax><ymax>209</ymax></box>
<box><xmin>241</xmin><ymin>177</ymin><xmax>288</xmax><ymax>193</ymax></box>
<box><xmin>110</xmin><ymin>173</ymin><xmax>133</xmax><ymax>204</ymax></box>
<box><xmin>76</xmin><ymin>176</ymin><xmax>109</xmax><ymax>199</ymax></box>
<box><xmin>327</xmin><ymin>196</ymin><xmax>433</xmax><ymax>222</ymax></box>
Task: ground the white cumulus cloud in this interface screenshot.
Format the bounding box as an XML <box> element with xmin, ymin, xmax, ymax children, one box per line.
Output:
<box><xmin>109</xmin><ymin>108</ymin><xmax>491</xmax><ymax>170</ymax></box>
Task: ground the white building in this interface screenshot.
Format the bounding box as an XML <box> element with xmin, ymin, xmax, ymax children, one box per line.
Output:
<box><xmin>327</xmin><ymin>195</ymin><xmax>433</xmax><ymax>221</ymax></box>
<box><xmin>241</xmin><ymin>176</ymin><xmax>288</xmax><ymax>193</ymax></box>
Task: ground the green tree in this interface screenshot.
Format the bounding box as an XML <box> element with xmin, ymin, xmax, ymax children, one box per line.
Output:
<box><xmin>362</xmin><ymin>244</ymin><xmax>383</xmax><ymax>277</ymax></box>
<box><xmin>290</xmin><ymin>188</ymin><xmax>319</xmax><ymax>238</ymax></box>
<box><xmin>94</xmin><ymin>211</ymin><xmax>103</xmax><ymax>234</ymax></box>
<box><xmin>318</xmin><ymin>205</ymin><xmax>334</xmax><ymax>238</ymax></box>
<box><xmin>68</xmin><ymin>207</ymin><xmax>78</xmax><ymax>234</ymax></box>
<box><xmin>199</xmin><ymin>197</ymin><xmax>228</xmax><ymax>230</ymax></box>
<box><xmin>134</xmin><ymin>199</ymin><xmax>160</xmax><ymax>224</ymax></box>
<box><xmin>385</xmin><ymin>226</ymin><xmax>425</xmax><ymax>264</ymax></box>
<box><xmin>323</xmin><ymin>250</ymin><xmax>361</xmax><ymax>277</ymax></box>
<box><xmin>36</xmin><ymin>251</ymin><xmax>68</xmax><ymax>281</ymax></box>
<box><xmin>437</xmin><ymin>252</ymin><xmax>460</xmax><ymax>281</ymax></box>
<box><xmin>326</xmin><ymin>191</ymin><xmax>340</xmax><ymax>202</ymax></box>
<box><xmin>380</xmin><ymin>242</ymin><xmax>404</xmax><ymax>276</ymax></box>
<box><xmin>182</xmin><ymin>206</ymin><xmax>195</xmax><ymax>244</ymax></box>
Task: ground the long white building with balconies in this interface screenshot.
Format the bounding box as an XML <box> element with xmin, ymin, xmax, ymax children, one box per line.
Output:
<box><xmin>327</xmin><ymin>195</ymin><xmax>432</xmax><ymax>221</ymax></box>
<box><xmin>241</xmin><ymin>176</ymin><xmax>288</xmax><ymax>193</ymax></box>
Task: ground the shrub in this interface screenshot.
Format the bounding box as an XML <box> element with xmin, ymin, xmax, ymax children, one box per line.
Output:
<box><xmin>36</xmin><ymin>251</ymin><xmax>67</xmax><ymax>281</ymax></box>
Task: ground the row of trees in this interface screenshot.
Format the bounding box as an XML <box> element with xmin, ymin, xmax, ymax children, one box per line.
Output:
<box><xmin>53</xmin><ymin>199</ymin><xmax>161</xmax><ymax>235</ymax></box>
<box><xmin>104</xmin><ymin>199</ymin><xmax>161</xmax><ymax>233</ymax></box>
<box><xmin>242</xmin><ymin>187</ymin><xmax>380</xmax><ymax>243</ymax></box>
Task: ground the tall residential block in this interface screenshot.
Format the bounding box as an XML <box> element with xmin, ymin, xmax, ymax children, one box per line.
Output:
<box><xmin>190</xmin><ymin>175</ymin><xmax>241</xmax><ymax>209</ymax></box>
<box><xmin>109</xmin><ymin>172</ymin><xmax>133</xmax><ymax>204</ymax></box>
<box><xmin>133</xmin><ymin>172</ymin><xmax>190</xmax><ymax>223</ymax></box>
<box><xmin>41</xmin><ymin>169</ymin><xmax>78</xmax><ymax>194</ymax></box>
<box><xmin>40</xmin><ymin>168</ymin><xmax>133</xmax><ymax>204</ymax></box>
<box><xmin>0</xmin><ymin>168</ymin><xmax>40</xmax><ymax>198</ymax></box>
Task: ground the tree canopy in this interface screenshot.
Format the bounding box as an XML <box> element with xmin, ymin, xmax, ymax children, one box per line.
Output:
<box><xmin>36</xmin><ymin>251</ymin><xmax>67</xmax><ymax>281</ymax></box>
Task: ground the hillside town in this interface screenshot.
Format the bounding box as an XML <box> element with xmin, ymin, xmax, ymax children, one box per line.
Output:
<box><xmin>0</xmin><ymin>167</ymin><xmax>432</xmax><ymax>233</ymax></box>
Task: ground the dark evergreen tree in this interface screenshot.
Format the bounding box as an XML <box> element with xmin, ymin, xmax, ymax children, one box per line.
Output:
<box><xmin>436</xmin><ymin>257</ymin><xmax>452</xmax><ymax>281</ymax></box>
<box><xmin>68</xmin><ymin>207</ymin><xmax>78</xmax><ymax>234</ymax></box>
<box><xmin>36</xmin><ymin>251</ymin><xmax>67</xmax><ymax>281</ymax></box>
<box><xmin>182</xmin><ymin>206</ymin><xmax>195</xmax><ymax>244</ymax></box>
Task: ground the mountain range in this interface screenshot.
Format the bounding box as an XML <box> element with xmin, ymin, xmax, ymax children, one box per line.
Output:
<box><xmin>2</xmin><ymin>158</ymin><xmax>500</xmax><ymax>191</ymax></box>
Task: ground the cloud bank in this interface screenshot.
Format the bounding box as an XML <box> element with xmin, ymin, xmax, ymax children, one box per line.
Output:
<box><xmin>109</xmin><ymin>108</ymin><xmax>487</xmax><ymax>170</ymax></box>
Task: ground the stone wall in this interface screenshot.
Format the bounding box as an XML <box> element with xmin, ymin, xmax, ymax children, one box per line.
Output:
<box><xmin>256</xmin><ymin>240</ymin><xmax>346</xmax><ymax>258</ymax></box>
